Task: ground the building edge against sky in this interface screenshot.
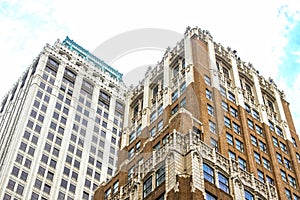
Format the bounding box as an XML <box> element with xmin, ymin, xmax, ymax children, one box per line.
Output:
<box><xmin>0</xmin><ymin>36</ymin><xmax>126</xmax><ymax>200</ymax></box>
<box><xmin>94</xmin><ymin>27</ymin><xmax>300</xmax><ymax>200</ymax></box>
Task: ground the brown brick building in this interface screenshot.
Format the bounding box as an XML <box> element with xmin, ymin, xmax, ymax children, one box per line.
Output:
<box><xmin>94</xmin><ymin>27</ymin><xmax>300</xmax><ymax>200</ymax></box>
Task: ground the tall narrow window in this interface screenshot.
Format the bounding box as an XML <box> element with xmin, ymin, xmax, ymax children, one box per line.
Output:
<box><xmin>143</xmin><ymin>176</ymin><xmax>152</xmax><ymax>198</ymax></box>
<box><xmin>203</xmin><ymin>163</ymin><xmax>214</xmax><ymax>183</ymax></box>
<box><xmin>244</xmin><ymin>190</ymin><xmax>254</xmax><ymax>200</ymax></box>
<box><xmin>156</xmin><ymin>165</ymin><xmax>165</xmax><ymax>186</ymax></box>
<box><xmin>218</xmin><ymin>173</ymin><xmax>229</xmax><ymax>193</ymax></box>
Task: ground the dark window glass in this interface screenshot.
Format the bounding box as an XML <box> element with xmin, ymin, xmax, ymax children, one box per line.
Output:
<box><xmin>20</xmin><ymin>171</ymin><xmax>28</xmax><ymax>181</ymax></box>
<box><xmin>7</xmin><ymin>179</ymin><xmax>15</xmax><ymax>191</ymax></box>
<box><xmin>38</xmin><ymin>166</ymin><xmax>46</xmax><ymax>176</ymax></box>
<box><xmin>16</xmin><ymin>184</ymin><xmax>24</xmax><ymax>195</ymax></box>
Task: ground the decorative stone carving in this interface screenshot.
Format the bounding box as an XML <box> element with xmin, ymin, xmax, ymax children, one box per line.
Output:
<box><xmin>174</xmin><ymin>181</ymin><xmax>179</xmax><ymax>193</ymax></box>
<box><xmin>190</xmin><ymin>182</ymin><xmax>195</xmax><ymax>193</ymax></box>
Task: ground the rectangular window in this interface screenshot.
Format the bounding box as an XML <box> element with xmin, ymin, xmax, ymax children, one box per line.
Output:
<box><xmin>207</xmin><ymin>104</ymin><xmax>214</xmax><ymax>116</ymax></box>
<box><xmin>113</xmin><ymin>181</ymin><xmax>119</xmax><ymax>194</ymax></box>
<box><xmin>285</xmin><ymin>189</ymin><xmax>292</xmax><ymax>200</ymax></box>
<box><xmin>292</xmin><ymin>137</ymin><xmax>297</xmax><ymax>147</ymax></box>
<box><xmin>244</xmin><ymin>190</ymin><xmax>254</xmax><ymax>200</ymax></box>
<box><xmin>128</xmin><ymin>167</ymin><xmax>133</xmax><ymax>180</ymax></box>
<box><xmin>180</xmin><ymin>82</ymin><xmax>186</xmax><ymax>93</ymax></box>
<box><xmin>230</xmin><ymin>106</ymin><xmax>238</xmax><ymax>118</ymax></box>
<box><xmin>211</xmin><ymin>138</ymin><xmax>218</xmax><ymax>151</ymax></box>
<box><xmin>157</xmin><ymin>120</ymin><xmax>163</xmax><ymax>131</ymax></box>
<box><xmin>158</xmin><ymin>104</ymin><xmax>163</xmax><ymax>116</ymax></box>
<box><xmin>257</xmin><ymin>169</ymin><xmax>264</xmax><ymax>182</ymax></box>
<box><xmin>228</xmin><ymin>150</ymin><xmax>236</xmax><ymax>160</ymax></box>
<box><xmin>180</xmin><ymin>97</ymin><xmax>186</xmax><ymax>108</ymax></box>
<box><xmin>137</xmin><ymin>125</ymin><xmax>142</xmax><ymax>136</ymax></box>
<box><xmin>104</xmin><ymin>188</ymin><xmax>111</xmax><ymax>200</ymax></box>
<box><xmin>150</xmin><ymin>127</ymin><xmax>156</xmax><ymax>137</ymax></box>
<box><xmin>162</xmin><ymin>135</ymin><xmax>168</xmax><ymax>145</ymax></box>
<box><xmin>224</xmin><ymin>116</ymin><xmax>231</xmax><ymax>128</ymax></box>
<box><xmin>203</xmin><ymin>163</ymin><xmax>214</xmax><ymax>183</ymax></box>
<box><xmin>206</xmin><ymin>191</ymin><xmax>217</xmax><ymax>200</ymax></box>
<box><xmin>277</xmin><ymin>153</ymin><xmax>283</xmax><ymax>164</ymax></box>
<box><xmin>247</xmin><ymin>119</ymin><xmax>254</xmax><ymax>129</ymax></box>
<box><xmin>218</xmin><ymin>173</ymin><xmax>229</xmax><ymax>193</ymax></box>
<box><xmin>152</xmin><ymin>85</ymin><xmax>159</xmax><ymax>98</ymax></box>
<box><xmin>262</xmin><ymin>157</ymin><xmax>270</xmax><ymax>170</ymax></box>
<box><xmin>171</xmin><ymin>90</ymin><xmax>178</xmax><ymax>102</ymax></box>
<box><xmin>254</xmin><ymin>152</ymin><xmax>261</xmax><ymax>164</ymax></box>
<box><xmin>107</xmin><ymin>168</ymin><xmax>112</xmax><ymax>175</ymax></box>
<box><xmin>129</xmin><ymin>132</ymin><xmax>136</xmax><ymax>144</ymax></box>
<box><xmin>204</xmin><ymin>75</ymin><xmax>211</xmax><ymax>85</ymax></box>
<box><xmin>206</xmin><ymin>89</ymin><xmax>212</xmax><ymax>100</ymax></box>
<box><xmin>269</xmin><ymin>120</ymin><xmax>275</xmax><ymax>131</ymax></box>
<box><xmin>281</xmin><ymin>170</ymin><xmax>287</xmax><ymax>182</ymax></box>
<box><xmin>209</xmin><ymin>121</ymin><xmax>216</xmax><ymax>133</ymax></box>
<box><xmin>266</xmin><ymin>176</ymin><xmax>274</xmax><ymax>185</ymax></box>
<box><xmin>235</xmin><ymin>139</ymin><xmax>244</xmax><ymax>152</ymax></box>
<box><xmin>288</xmin><ymin>175</ymin><xmax>296</xmax><ymax>188</ymax></box>
<box><xmin>171</xmin><ymin>105</ymin><xmax>178</xmax><ymax>115</ymax></box>
<box><xmin>153</xmin><ymin>142</ymin><xmax>160</xmax><ymax>151</ymax></box>
<box><xmin>232</xmin><ymin>122</ymin><xmax>241</xmax><ymax>134</ymax></box>
<box><xmin>226</xmin><ymin>133</ymin><xmax>233</xmax><ymax>145</ymax></box>
<box><xmin>294</xmin><ymin>194</ymin><xmax>300</xmax><ymax>200</ymax></box>
<box><xmin>136</xmin><ymin>141</ymin><xmax>141</xmax><ymax>151</ymax></box>
<box><xmin>284</xmin><ymin>158</ymin><xmax>292</xmax><ymax>170</ymax></box>
<box><xmin>238</xmin><ymin>157</ymin><xmax>247</xmax><ymax>170</ymax></box>
<box><xmin>150</xmin><ymin>111</ymin><xmax>156</xmax><ymax>123</ymax></box>
<box><xmin>253</xmin><ymin>109</ymin><xmax>260</xmax><ymax>120</ymax></box>
<box><xmin>272</xmin><ymin>137</ymin><xmax>279</xmax><ymax>147</ymax></box>
<box><xmin>7</xmin><ymin>179</ymin><xmax>16</xmax><ymax>191</ymax></box>
<box><xmin>143</xmin><ymin>176</ymin><xmax>152</xmax><ymax>198</ymax></box>
<box><xmin>245</xmin><ymin>103</ymin><xmax>251</xmax><ymax>114</ymax></box>
<box><xmin>220</xmin><ymin>86</ymin><xmax>226</xmax><ymax>97</ymax></box>
<box><xmin>245</xmin><ymin>83</ymin><xmax>252</xmax><ymax>94</ymax></box>
<box><xmin>250</xmin><ymin>135</ymin><xmax>257</xmax><ymax>146</ymax></box>
<box><xmin>254</xmin><ymin>125</ymin><xmax>263</xmax><ymax>136</ymax></box>
<box><xmin>222</xmin><ymin>101</ymin><xmax>228</xmax><ymax>111</ymax></box>
<box><xmin>280</xmin><ymin>142</ymin><xmax>288</xmax><ymax>153</ymax></box>
<box><xmin>156</xmin><ymin>165</ymin><xmax>165</xmax><ymax>186</ymax></box>
<box><xmin>276</xmin><ymin>126</ymin><xmax>283</xmax><ymax>137</ymax></box>
<box><xmin>259</xmin><ymin>140</ymin><xmax>267</xmax><ymax>152</ymax></box>
<box><xmin>228</xmin><ymin>91</ymin><xmax>236</xmax><ymax>103</ymax></box>
<box><xmin>296</xmin><ymin>153</ymin><xmax>300</xmax><ymax>163</ymax></box>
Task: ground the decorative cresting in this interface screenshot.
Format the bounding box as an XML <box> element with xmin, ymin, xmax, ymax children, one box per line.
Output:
<box><xmin>231</xmin><ymin>159</ymin><xmax>278</xmax><ymax>200</ymax></box>
<box><xmin>121</xmin><ymin>179</ymin><xmax>140</xmax><ymax>200</ymax></box>
<box><xmin>119</xmin><ymin>129</ymin><xmax>277</xmax><ymax>199</ymax></box>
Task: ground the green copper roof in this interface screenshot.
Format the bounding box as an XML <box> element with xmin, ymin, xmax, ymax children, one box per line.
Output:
<box><xmin>62</xmin><ymin>36</ymin><xmax>123</xmax><ymax>81</ymax></box>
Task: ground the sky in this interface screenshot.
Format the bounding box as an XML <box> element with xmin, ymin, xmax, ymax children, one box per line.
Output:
<box><xmin>0</xmin><ymin>0</ymin><xmax>299</xmax><ymax>133</ymax></box>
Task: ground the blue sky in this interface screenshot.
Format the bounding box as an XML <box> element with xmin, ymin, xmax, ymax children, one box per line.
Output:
<box><xmin>0</xmin><ymin>0</ymin><xmax>299</xmax><ymax>133</ymax></box>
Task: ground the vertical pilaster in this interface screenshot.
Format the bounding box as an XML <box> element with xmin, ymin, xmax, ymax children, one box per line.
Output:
<box><xmin>274</xmin><ymin>89</ymin><xmax>292</xmax><ymax>141</ymax></box>
<box><xmin>163</xmin><ymin>53</ymin><xmax>171</xmax><ymax>108</ymax></box>
<box><xmin>142</xmin><ymin>76</ymin><xmax>150</xmax><ymax>127</ymax></box>
<box><xmin>207</xmin><ymin>38</ymin><xmax>220</xmax><ymax>90</ymax></box>
<box><xmin>184</xmin><ymin>35</ymin><xmax>194</xmax><ymax>86</ymax></box>
<box><xmin>231</xmin><ymin>56</ymin><xmax>244</xmax><ymax>106</ymax></box>
<box><xmin>252</xmin><ymin>72</ymin><xmax>269</xmax><ymax>124</ymax></box>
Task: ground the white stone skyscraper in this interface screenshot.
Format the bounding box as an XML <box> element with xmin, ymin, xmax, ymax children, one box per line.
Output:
<box><xmin>0</xmin><ymin>37</ymin><xmax>126</xmax><ymax>200</ymax></box>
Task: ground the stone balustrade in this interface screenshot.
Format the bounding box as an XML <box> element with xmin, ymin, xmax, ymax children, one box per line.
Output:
<box><xmin>120</xmin><ymin>129</ymin><xmax>277</xmax><ymax>199</ymax></box>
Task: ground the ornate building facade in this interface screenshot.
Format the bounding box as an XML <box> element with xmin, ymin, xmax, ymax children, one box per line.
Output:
<box><xmin>94</xmin><ymin>27</ymin><xmax>300</xmax><ymax>200</ymax></box>
<box><xmin>0</xmin><ymin>37</ymin><xmax>126</xmax><ymax>200</ymax></box>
